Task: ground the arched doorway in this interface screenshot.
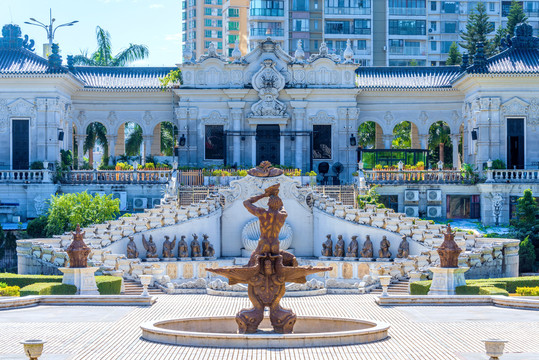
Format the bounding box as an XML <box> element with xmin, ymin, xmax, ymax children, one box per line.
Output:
<box><xmin>84</xmin><ymin>122</ymin><xmax>108</xmax><ymax>168</ymax></box>
<box><xmin>428</xmin><ymin>121</ymin><xmax>452</xmax><ymax>168</ymax></box>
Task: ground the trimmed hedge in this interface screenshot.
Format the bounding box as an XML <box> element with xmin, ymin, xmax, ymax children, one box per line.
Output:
<box><xmin>515</xmin><ymin>286</ymin><xmax>539</xmax><ymax>296</ymax></box>
<box><xmin>410</xmin><ymin>276</ymin><xmax>539</xmax><ymax>296</ymax></box>
<box><xmin>0</xmin><ymin>274</ymin><xmax>63</xmax><ymax>288</ymax></box>
<box><xmin>20</xmin><ymin>282</ymin><xmax>77</xmax><ymax>296</ymax></box>
<box><xmin>0</xmin><ymin>282</ymin><xmax>20</xmax><ymax>296</ymax></box>
<box><xmin>95</xmin><ymin>276</ymin><xmax>122</xmax><ymax>295</ymax></box>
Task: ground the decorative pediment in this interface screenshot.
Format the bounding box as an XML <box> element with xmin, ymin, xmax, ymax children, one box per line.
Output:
<box><xmin>198</xmin><ymin>42</ymin><xmax>227</xmax><ymax>63</ymax></box>
<box><xmin>308</xmin><ymin>42</ymin><xmax>341</xmax><ymax>64</ymax></box>
<box><xmin>202</xmin><ymin>111</ymin><xmax>228</xmax><ymax>125</ymax></box>
<box><xmin>502</xmin><ymin>97</ymin><xmax>529</xmax><ymax>116</ymax></box>
<box><xmin>8</xmin><ymin>98</ymin><xmax>36</xmax><ymax>118</ymax></box>
<box><xmin>248</xmin><ymin>59</ymin><xmax>288</xmax><ymax>119</ymax></box>
<box><xmin>309</xmin><ymin>110</ymin><xmax>335</xmax><ymax>124</ymax></box>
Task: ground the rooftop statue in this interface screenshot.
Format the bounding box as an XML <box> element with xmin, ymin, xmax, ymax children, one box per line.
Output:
<box><xmin>207</xmin><ymin>182</ymin><xmax>331</xmax><ymax>334</ymax></box>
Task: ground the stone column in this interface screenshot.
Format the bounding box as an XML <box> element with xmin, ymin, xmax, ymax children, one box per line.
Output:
<box><xmin>374</xmin><ymin>123</ymin><xmax>384</xmax><ymax>149</ymax></box>
<box><xmin>151</xmin><ymin>123</ymin><xmax>161</xmax><ymax>156</ymax></box>
<box><xmin>75</xmin><ymin>134</ymin><xmax>86</xmax><ymax>167</ymax></box>
<box><xmin>175</xmin><ymin>107</ymin><xmax>188</xmax><ymax>166</ymax></box>
<box><xmin>382</xmin><ymin>134</ymin><xmax>393</xmax><ymax>149</ymax></box>
<box><xmin>280</xmin><ymin>125</ymin><xmax>285</xmax><ymax>165</ymax></box>
<box><xmin>293</xmin><ymin>107</ymin><xmax>306</xmax><ymax>170</ymax></box>
<box><xmin>115</xmin><ymin>124</ymin><xmax>125</xmax><ymax>156</ymax></box>
<box><xmin>450</xmin><ymin>134</ymin><xmax>460</xmax><ymax>169</ymax></box>
<box><xmin>474</xmin><ymin>98</ymin><xmax>491</xmax><ymax>172</ymax></box>
<box><xmin>228</xmin><ymin>105</ymin><xmax>244</xmax><ymax>166</ymax></box>
<box><xmin>106</xmin><ymin>135</ymin><xmax>117</xmax><ymax>164</ymax></box>
<box><xmin>35</xmin><ymin>99</ymin><xmax>48</xmax><ymax>163</ymax></box>
<box><xmin>418</xmin><ymin>134</ymin><xmax>428</xmax><ymax>150</ymax></box>
<box><xmin>143</xmin><ymin>135</ymin><xmax>153</xmax><ymax>162</ymax></box>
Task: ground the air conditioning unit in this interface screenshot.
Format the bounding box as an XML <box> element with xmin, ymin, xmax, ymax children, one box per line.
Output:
<box><xmin>404</xmin><ymin>206</ymin><xmax>419</xmax><ymax>217</ymax></box>
<box><xmin>133</xmin><ymin>198</ymin><xmax>148</xmax><ymax>210</ymax></box>
<box><xmin>427</xmin><ymin>206</ymin><xmax>443</xmax><ymax>218</ymax></box>
<box><xmin>152</xmin><ymin>198</ymin><xmax>162</xmax><ymax>208</ymax></box>
<box><xmin>430</xmin><ymin>36</ymin><xmax>435</xmax><ymax>40</ymax></box>
<box><xmin>427</xmin><ymin>189</ymin><xmax>442</xmax><ymax>202</ymax></box>
<box><xmin>112</xmin><ymin>191</ymin><xmax>127</xmax><ymax>211</ymax></box>
<box><xmin>404</xmin><ymin>190</ymin><xmax>420</xmax><ymax>202</ymax></box>
<box><xmin>429</xmin><ymin>28</ymin><xmax>433</xmax><ymax>33</ymax></box>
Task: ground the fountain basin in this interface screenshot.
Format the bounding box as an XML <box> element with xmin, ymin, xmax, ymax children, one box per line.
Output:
<box><xmin>141</xmin><ymin>316</ymin><xmax>389</xmax><ymax>348</ymax></box>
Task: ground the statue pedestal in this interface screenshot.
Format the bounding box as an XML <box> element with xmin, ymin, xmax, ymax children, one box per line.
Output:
<box><xmin>428</xmin><ymin>267</ymin><xmax>469</xmax><ymax>295</ymax></box>
<box><xmin>59</xmin><ymin>267</ymin><xmax>99</xmax><ymax>295</ymax></box>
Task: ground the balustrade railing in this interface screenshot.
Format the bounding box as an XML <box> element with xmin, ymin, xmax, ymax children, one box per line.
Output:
<box><xmin>363</xmin><ymin>169</ymin><xmax>471</xmax><ymax>184</ymax></box>
<box><xmin>486</xmin><ymin>169</ymin><xmax>539</xmax><ymax>183</ymax></box>
<box><xmin>64</xmin><ymin>170</ymin><xmax>173</xmax><ymax>184</ymax></box>
<box><xmin>0</xmin><ymin>170</ymin><xmax>49</xmax><ymax>183</ymax></box>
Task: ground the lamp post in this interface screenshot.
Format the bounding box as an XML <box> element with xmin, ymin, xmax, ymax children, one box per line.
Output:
<box><xmin>24</xmin><ymin>8</ymin><xmax>78</xmax><ymax>57</ymax></box>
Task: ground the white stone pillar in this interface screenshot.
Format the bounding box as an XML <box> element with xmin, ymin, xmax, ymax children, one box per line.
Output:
<box><xmin>293</xmin><ymin>107</ymin><xmax>306</xmax><ymax>170</ymax></box>
<box><xmin>143</xmin><ymin>135</ymin><xmax>153</xmax><ymax>162</ymax></box>
<box><xmin>280</xmin><ymin>126</ymin><xmax>285</xmax><ymax>166</ymax></box>
<box><xmin>451</xmin><ymin>134</ymin><xmax>460</xmax><ymax>169</ymax></box>
<box><xmin>382</xmin><ymin>134</ymin><xmax>393</xmax><ymax>149</ymax></box>
<box><xmin>419</xmin><ymin>134</ymin><xmax>428</xmax><ymax>150</ymax></box>
<box><xmin>228</xmin><ymin>105</ymin><xmax>244</xmax><ymax>165</ymax></box>
<box><xmin>75</xmin><ymin>134</ymin><xmax>86</xmax><ymax>167</ymax></box>
<box><xmin>106</xmin><ymin>135</ymin><xmax>117</xmax><ymax>164</ymax></box>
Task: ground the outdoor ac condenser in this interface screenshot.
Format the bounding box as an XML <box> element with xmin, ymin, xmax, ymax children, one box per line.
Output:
<box><xmin>427</xmin><ymin>189</ymin><xmax>442</xmax><ymax>202</ymax></box>
<box><xmin>404</xmin><ymin>190</ymin><xmax>420</xmax><ymax>202</ymax></box>
<box><xmin>133</xmin><ymin>197</ymin><xmax>148</xmax><ymax>210</ymax></box>
<box><xmin>112</xmin><ymin>191</ymin><xmax>127</xmax><ymax>211</ymax></box>
<box><xmin>427</xmin><ymin>206</ymin><xmax>443</xmax><ymax>218</ymax></box>
<box><xmin>404</xmin><ymin>206</ymin><xmax>419</xmax><ymax>217</ymax></box>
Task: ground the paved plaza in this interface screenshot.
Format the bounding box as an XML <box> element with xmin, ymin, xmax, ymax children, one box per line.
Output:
<box><xmin>1</xmin><ymin>294</ymin><xmax>538</xmax><ymax>360</ymax></box>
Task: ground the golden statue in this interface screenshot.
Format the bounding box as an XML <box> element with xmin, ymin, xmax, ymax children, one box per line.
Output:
<box><xmin>207</xmin><ymin>182</ymin><xmax>331</xmax><ymax>334</ymax></box>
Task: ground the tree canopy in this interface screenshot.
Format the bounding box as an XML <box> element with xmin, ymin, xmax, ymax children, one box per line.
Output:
<box><xmin>73</xmin><ymin>26</ymin><xmax>149</xmax><ymax>66</ymax></box>
<box><xmin>460</xmin><ymin>2</ymin><xmax>495</xmax><ymax>60</ymax></box>
<box><xmin>445</xmin><ymin>42</ymin><xmax>462</xmax><ymax>65</ymax></box>
<box><xmin>506</xmin><ymin>0</ymin><xmax>528</xmax><ymax>38</ymax></box>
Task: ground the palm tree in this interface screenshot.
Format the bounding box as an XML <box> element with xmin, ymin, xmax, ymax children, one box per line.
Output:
<box><xmin>160</xmin><ymin>122</ymin><xmax>177</xmax><ymax>156</ymax></box>
<box><xmin>125</xmin><ymin>123</ymin><xmax>143</xmax><ymax>157</ymax></box>
<box><xmin>83</xmin><ymin>123</ymin><xmax>108</xmax><ymax>167</ymax></box>
<box><xmin>73</xmin><ymin>26</ymin><xmax>149</xmax><ymax>66</ymax></box>
<box><xmin>428</xmin><ymin>122</ymin><xmax>451</xmax><ymax>168</ymax></box>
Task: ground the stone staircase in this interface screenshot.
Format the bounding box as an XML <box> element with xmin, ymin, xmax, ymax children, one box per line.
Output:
<box><xmin>122</xmin><ymin>279</ymin><xmax>166</xmax><ymax>296</ymax></box>
<box><xmin>371</xmin><ymin>278</ymin><xmax>410</xmax><ymax>295</ymax></box>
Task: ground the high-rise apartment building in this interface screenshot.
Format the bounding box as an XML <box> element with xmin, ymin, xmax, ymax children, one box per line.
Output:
<box><xmin>182</xmin><ymin>0</ymin><xmax>539</xmax><ymax>65</ymax></box>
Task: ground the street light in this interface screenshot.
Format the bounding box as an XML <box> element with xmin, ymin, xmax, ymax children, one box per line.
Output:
<box><xmin>24</xmin><ymin>8</ymin><xmax>78</xmax><ymax>56</ymax></box>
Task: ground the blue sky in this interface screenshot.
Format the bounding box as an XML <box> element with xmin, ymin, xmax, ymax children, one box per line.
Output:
<box><xmin>2</xmin><ymin>0</ymin><xmax>180</xmax><ymax>66</ymax></box>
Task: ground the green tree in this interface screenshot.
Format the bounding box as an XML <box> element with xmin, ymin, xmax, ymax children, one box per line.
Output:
<box><xmin>83</xmin><ymin>123</ymin><xmax>108</xmax><ymax>168</ymax></box>
<box><xmin>493</xmin><ymin>26</ymin><xmax>508</xmax><ymax>53</ymax></box>
<box><xmin>45</xmin><ymin>192</ymin><xmax>120</xmax><ymax>237</ymax></box>
<box><xmin>409</xmin><ymin>59</ymin><xmax>418</xmax><ymax>66</ymax></box>
<box><xmin>428</xmin><ymin>122</ymin><xmax>452</xmax><ymax>168</ymax></box>
<box><xmin>125</xmin><ymin>123</ymin><xmax>143</xmax><ymax>157</ymax></box>
<box><xmin>160</xmin><ymin>122</ymin><xmax>177</xmax><ymax>156</ymax></box>
<box><xmin>460</xmin><ymin>2</ymin><xmax>495</xmax><ymax>60</ymax></box>
<box><xmin>27</xmin><ymin>216</ymin><xmax>48</xmax><ymax>238</ymax></box>
<box><xmin>506</xmin><ymin>0</ymin><xmax>528</xmax><ymax>38</ymax></box>
<box><xmin>519</xmin><ymin>236</ymin><xmax>537</xmax><ymax>273</ymax></box>
<box><xmin>357</xmin><ymin>122</ymin><xmax>376</xmax><ymax>149</ymax></box>
<box><xmin>445</xmin><ymin>42</ymin><xmax>462</xmax><ymax>65</ymax></box>
<box><xmin>73</xmin><ymin>26</ymin><xmax>149</xmax><ymax>66</ymax></box>
<box><xmin>392</xmin><ymin>122</ymin><xmax>411</xmax><ymax>149</ymax></box>
<box><xmin>511</xmin><ymin>189</ymin><xmax>539</xmax><ymax>258</ymax></box>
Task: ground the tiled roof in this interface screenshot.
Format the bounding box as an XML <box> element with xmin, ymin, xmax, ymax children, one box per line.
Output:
<box><xmin>356</xmin><ymin>66</ymin><xmax>462</xmax><ymax>90</ymax></box>
<box><xmin>72</xmin><ymin>66</ymin><xmax>176</xmax><ymax>89</ymax></box>
<box><xmin>0</xmin><ymin>48</ymin><xmax>49</xmax><ymax>73</ymax></box>
<box><xmin>486</xmin><ymin>48</ymin><xmax>539</xmax><ymax>74</ymax></box>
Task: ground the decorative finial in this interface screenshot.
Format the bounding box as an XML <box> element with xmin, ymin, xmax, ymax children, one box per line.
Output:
<box><xmin>232</xmin><ymin>39</ymin><xmax>242</xmax><ymax>63</ymax></box>
<box><xmin>343</xmin><ymin>39</ymin><xmax>354</xmax><ymax>63</ymax></box>
<box><xmin>319</xmin><ymin>42</ymin><xmax>328</xmax><ymax>56</ymax></box>
<box><xmin>67</xmin><ymin>55</ymin><xmax>75</xmax><ymax>72</ymax></box>
<box><xmin>294</xmin><ymin>40</ymin><xmax>305</xmax><ymax>63</ymax></box>
<box><xmin>48</xmin><ymin>43</ymin><xmax>63</xmax><ymax>71</ymax></box>
<box><xmin>183</xmin><ymin>42</ymin><xmax>193</xmax><ymax>63</ymax></box>
<box><xmin>461</xmin><ymin>53</ymin><xmax>469</xmax><ymax>70</ymax></box>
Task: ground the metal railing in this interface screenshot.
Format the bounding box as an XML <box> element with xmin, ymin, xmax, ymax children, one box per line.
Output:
<box><xmin>389</xmin><ymin>7</ymin><xmax>426</xmax><ymax>16</ymax></box>
<box><xmin>64</xmin><ymin>170</ymin><xmax>173</xmax><ymax>184</ymax></box>
<box><xmin>487</xmin><ymin>169</ymin><xmax>539</xmax><ymax>183</ymax></box>
<box><xmin>178</xmin><ymin>186</ymin><xmax>225</xmax><ymax>206</ymax></box>
<box><xmin>363</xmin><ymin>169</ymin><xmax>471</xmax><ymax>184</ymax></box>
<box><xmin>311</xmin><ymin>185</ymin><xmax>357</xmax><ymax>207</ymax></box>
<box><xmin>0</xmin><ymin>170</ymin><xmax>49</xmax><ymax>183</ymax></box>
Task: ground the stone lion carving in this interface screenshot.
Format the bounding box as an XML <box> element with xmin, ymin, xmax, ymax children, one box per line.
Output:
<box><xmin>241</xmin><ymin>218</ymin><xmax>293</xmax><ymax>251</ymax></box>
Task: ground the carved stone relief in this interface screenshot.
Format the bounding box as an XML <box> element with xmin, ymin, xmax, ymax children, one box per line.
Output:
<box><xmin>248</xmin><ymin>59</ymin><xmax>288</xmax><ymax>119</ymax></box>
<box><xmin>108</xmin><ymin>111</ymin><xmax>117</xmax><ymax>125</ymax></box>
<box><xmin>143</xmin><ymin>111</ymin><xmax>152</xmax><ymax>125</ymax></box>
<box><xmin>309</xmin><ymin>110</ymin><xmax>336</xmax><ymax>125</ymax></box>
<box><xmin>0</xmin><ymin>99</ymin><xmax>7</xmax><ymax>133</ymax></box>
<box><xmin>202</xmin><ymin>111</ymin><xmax>228</xmax><ymax>125</ymax></box>
<box><xmin>384</xmin><ymin>111</ymin><xmax>394</xmax><ymax>126</ymax></box>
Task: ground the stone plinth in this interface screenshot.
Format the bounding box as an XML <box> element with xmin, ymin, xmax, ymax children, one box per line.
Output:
<box><xmin>59</xmin><ymin>267</ymin><xmax>99</xmax><ymax>295</ymax></box>
<box><xmin>428</xmin><ymin>267</ymin><xmax>469</xmax><ymax>296</ymax></box>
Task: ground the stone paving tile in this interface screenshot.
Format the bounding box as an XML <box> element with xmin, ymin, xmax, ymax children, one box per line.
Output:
<box><xmin>0</xmin><ymin>294</ymin><xmax>537</xmax><ymax>360</ymax></box>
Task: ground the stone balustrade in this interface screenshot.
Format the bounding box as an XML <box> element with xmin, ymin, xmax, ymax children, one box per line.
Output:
<box><xmin>486</xmin><ymin>169</ymin><xmax>539</xmax><ymax>183</ymax></box>
<box><xmin>363</xmin><ymin>169</ymin><xmax>471</xmax><ymax>184</ymax></box>
<box><xmin>63</xmin><ymin>170</ymin><xmax>173</xmax><ymax>184</ymax></box>
<box><xmin>0</xmin><ymin>169</ymin><xmax>50</xmax><ymax>183</ymax></box>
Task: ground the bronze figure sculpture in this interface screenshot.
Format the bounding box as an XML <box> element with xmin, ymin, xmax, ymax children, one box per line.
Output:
<box><xmin>247</xmin><ymin>160</ymin><xmax>284</xmax><ymax>177</ymax></box>
<box><xmin>202</xmin><ymin>234</ymin><xmax>215</xmax><ymax>257</ymax></box>
<box><xmin>379</xmin><ymin>236</ymin><xmax>392</xmax><ymax>259</ymax></box>
<box><xmin>178</xmin><ymin>235</ymin><xmax>189</xmax><ymax>258</ymax></box>
<box><xmin>163</xmin><ymin>235</ymin><xmax>177</xmax><ymax>258</ymax></box>
<box><xmin>207</xmin><ymin>182</ymin><xmax>331</xmax><ymax>334</ymax></box>
<box><xmin>321</xmin><ymin>234</ymin><xmax>333</xmax><ymax>257</ymax></box>
<box><xmin>397</xmin><ymin>235</ymin><xmax>409</xmax><ymax>259</ymax></box>
<box><xmin>437</xmin><ymin>225</ymin><xmax>461</xmax><ymax>267</ymax></box>
<box><xmin>66</xmin><ymin>224</ymin><xmax>91</xmax><ymax>268</ymax></box>
<box><xmin>126</xmin><ymin>236</ymin><xmax>139</xmax><ymax>259</ymax></box>
<box><xmin>360</xmin><ymin>235</ymin><xmax>373</xmax><ymax>258</ymax></box>
<box><xmin>346</xmin><ymin>235</ymin><xmax>359</xmax><ymax>258</ymax></box>
<box><xmin>191</xmin><ymin>234</ymin><xmax>202</xmax><ymax>258</ymax></box>
<box><xmin>142</xmin><ymin>235</ymin><xmax>158</xmax><ymax>258</ymax></box>
<box><xmin>334</xmin><ymin>235</ymin><xmax>345</xmax><ymax>258</ymax></box>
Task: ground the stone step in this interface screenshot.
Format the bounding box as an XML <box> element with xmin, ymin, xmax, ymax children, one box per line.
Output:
<box><xmin>121</xmin><ymin>280</ymin><xmax>166</xmax><ymax>295</ymax></box>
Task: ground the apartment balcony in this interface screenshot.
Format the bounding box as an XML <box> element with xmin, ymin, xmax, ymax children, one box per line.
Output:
<box><xmin>324</xmin><ymin>8</ymin><xmax>371</xmax><ymax>16</ymax></box>
<box><xmin>249</xmin><ymin>9</ymin><xmax>285</xmax><ymax>18</ymax></box>
<box><xmin>249</xmin><ymin>28</ymin><xmax>284</xmax><ymax>39</ymax></box>
<box><xmin>388</xmin><ymin>7</ymin><xmax>427</xmax><ymax>16</ymax></box>
<box><xmin>388</xmin><ymin>46</ymin><xmax>426</xmax><ymax>56</ymax></box>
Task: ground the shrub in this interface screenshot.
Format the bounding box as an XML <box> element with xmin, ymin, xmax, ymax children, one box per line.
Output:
<box><xmin>512</xmin><ymin>189</ymin><xmax>539</xmax><ymax>257</ymax></box>
<box><xmin>0</xmin><ymin>274</ymin><xmax>63</xmax><ymax>288</ymax></box>
<box><xmin>20</xmin><ymin>282</ymin><xmax>77</xmax><ymax>296</ymax></box>
<box><xmin>410</xmin><ymin>280</ymin><xmax>431</xmax><ymax>295</ymax></box>
<box><xmin>478</xmin><ymin>287</ymin><xmax>509</xmax><ymax>296</ymax></box>
<box><xmin>455</xmin><ymin>285</ymin><xmax>481</xmax><ymax>295</ymax></box>
<box><xmin>45</xmin><ymin>191</ymin><xmax>120</xmax><ymax>236</ymax></box>
<box><xmin>26</xmin><ymin>216</ymin><xmax>49</xmax><ymax>238</ymax></box>
<box><xmin>0</xmin><ymin>283</ymin><xmax>20</xmax><ymax>296</ymax></box>
<box><xmin>491</xmin><ymin>159</ymin><xmax>506</xmax><ymax>169</ymax></box>
<box><xmin>515</xmin><ymin>286</ymin><xmax>539</xmax><ymax>296</ymax></box>
<box><xmin>30</xmin><ymin>161</ymin><xmax>44</xmax><ymax>170</ymax></box>
<box><xmin>95</xmin><ymin>276</ymin><xmax>122</xmax><ymax>295</ymax></box>
<box><xmin>519</xmin><ymin>236</ymin><xmax>536</xmax><ymax>273</ymax></box>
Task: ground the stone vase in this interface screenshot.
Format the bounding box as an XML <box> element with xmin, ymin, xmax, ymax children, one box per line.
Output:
<box><xmin>482</xmin><ymin>339</ymin><xmax>508</xmax><ymax>360</ymax></box>
<box><xmin>379</xmin><ymin>275</ymin><xmax>391</xmax><ymax>297</ymax></box>
<box><xmin>20</xmin><ymin>339</ymin><xmax>45</xmax><ymax>360</ymax></box>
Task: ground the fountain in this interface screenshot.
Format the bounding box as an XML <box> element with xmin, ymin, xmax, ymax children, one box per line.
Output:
<box><xmin>141</xmin><ymin>162</ymin><xmax>390</xmax><ymax>347</ymax></box>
